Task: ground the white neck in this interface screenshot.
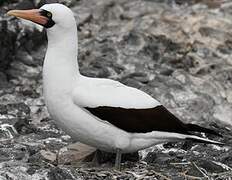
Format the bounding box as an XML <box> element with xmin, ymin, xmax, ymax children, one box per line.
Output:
<box><xmin>43</xmin><ymin>24</ymin><xmax>79</xmax><ymax>93</ymax></box>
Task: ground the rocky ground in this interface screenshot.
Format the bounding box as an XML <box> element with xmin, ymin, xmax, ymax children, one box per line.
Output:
<box><xmin>0</xmin><ymin>0</ymin><xmax>232</xmax><ymax>179</ymax></box>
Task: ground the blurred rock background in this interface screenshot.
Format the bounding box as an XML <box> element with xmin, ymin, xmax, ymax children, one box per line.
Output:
<box><xmin>0</xmin><ymin>0</ymin><xmax>232</xmax><ymax>179</ymax></box>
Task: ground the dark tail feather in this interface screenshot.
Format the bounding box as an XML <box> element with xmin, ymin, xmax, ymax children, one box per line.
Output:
<box><xmin>186</xmin><ymin>137</ymin><xmax>224</xmax><ymax>146</ymax></box>
<box><xmin>186</xmin><ymin>124</ymin><xmax>223</xmax><ymax>137</ymax></box>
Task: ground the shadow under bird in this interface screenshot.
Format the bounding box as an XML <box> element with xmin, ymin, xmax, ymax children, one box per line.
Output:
<box><xmin>7</xmin><ymin>3</ymin><xmax>224</xmax><ymax>170</ymax></box>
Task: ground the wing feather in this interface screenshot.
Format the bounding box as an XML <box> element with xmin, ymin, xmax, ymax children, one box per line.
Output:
<box><xmin>72</xmin><ymin>77</ymin><xmax>160</xmax><ymax>109</ymax></box>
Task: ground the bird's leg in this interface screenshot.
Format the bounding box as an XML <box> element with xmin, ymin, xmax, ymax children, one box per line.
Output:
<box><xmin>55</xmin><ymin>149</ymin><xmax>60</xmax><ymax>166</ymax></box>
<box><xmin>91</xmin><ymin>149</ymin><xmax>101</xmax><ymax>166</ymax></box>
<box><xmin>115</xmin><ymin>148</ymin><xmax>122</xmax><ymax>170</ymax></box>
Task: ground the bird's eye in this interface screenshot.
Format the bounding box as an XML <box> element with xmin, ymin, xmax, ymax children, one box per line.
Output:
<box><xmin>47</xmin><ymin>12</ymin><xmax>52</xmax><ymax>18</ymax></box>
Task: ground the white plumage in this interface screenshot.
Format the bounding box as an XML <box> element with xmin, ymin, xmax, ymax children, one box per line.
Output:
<box><xmin>72</xmin><ymin>77</ymin><xmax>161</xmax><ymax>109</ymax></box>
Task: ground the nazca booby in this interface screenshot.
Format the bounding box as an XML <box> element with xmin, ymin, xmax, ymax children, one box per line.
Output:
<box><xmin>7</xmin><ymin>3</ymin><xmax>223</xmax><ymax>169</ymax></box>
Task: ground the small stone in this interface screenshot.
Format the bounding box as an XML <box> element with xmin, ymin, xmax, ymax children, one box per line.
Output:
<box><xmin>175</xmin><ymin>74</ymin><xmax>186</xmax><ymax>84</ymax></box>
<box><xmin>160</xmin><ymin>68</ymin><xmax>174</xmax><ymax>76</ymax></box>
<box><xmin>57</xmin><ymin>142</ymin><xmax>96</xmax><ymax>165</ymax></box>
<box><xmin>198</xmin><ymin>160</ymin><xmax>225</xmax><ymax>173</ymax></box>
<box><xmin>144</xmin><ymin>152</ymin><xmax>172</xmax><ymax>165</ymax></box>
<box><xmin>15</xmin><ymin>51</ymin><xmax>35</xmax><ymax>67</ymax></box>
<box><xmin>40</xmin><ymin>150</ymin><xmax>56</xmax><ymax>163</ymax></box>
<box><xmin>15</xmin><ymin>0</ymin><xmax>35</xmax><ymax>9</ymax></box>
<box><xmin>47</xmin><ymin>166</ymin><xmax>80</xmax><ymax>180</ymax></box>
<box><xmin>83</xmin><ymin>30</ymin><xmax>92</xmax><ymax>38</ymax></box>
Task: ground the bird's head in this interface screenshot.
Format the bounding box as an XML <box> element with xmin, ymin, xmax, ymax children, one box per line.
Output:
<box><xmin>7</xmin><ymin>3</ymin><xmax>75</xmax><ymax>29</ymax></box>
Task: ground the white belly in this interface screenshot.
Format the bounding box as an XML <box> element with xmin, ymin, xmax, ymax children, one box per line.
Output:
<box><xmin>44</xmin><ymin>92</ymin><xmax>132</xmax><ymax>152</ymax></box>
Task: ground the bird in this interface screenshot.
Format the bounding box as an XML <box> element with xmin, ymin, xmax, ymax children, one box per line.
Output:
<box><xmin>7</xmin><ymin>3</ymin><xmax>223</xmax><ymax>170</ymax></box>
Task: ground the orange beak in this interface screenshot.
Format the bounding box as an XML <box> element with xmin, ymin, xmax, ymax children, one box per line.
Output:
<box><xmin>7</xmin><ymin>9</ymin><xmax>48</xmax><ymax>26</ymax></box>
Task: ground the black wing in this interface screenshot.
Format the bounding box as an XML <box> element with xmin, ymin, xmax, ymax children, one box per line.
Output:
<box><xmin>85</xmin><ymin>105</ymin><xmax>221</xmax><ymax>136</ymax></box>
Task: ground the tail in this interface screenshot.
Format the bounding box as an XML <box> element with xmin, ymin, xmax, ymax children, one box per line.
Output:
<box><xmin>186</xmin><ymin>135</ymin><xmax>224</xmax><ymax>145</ymax></box>
<box><xmin>186</xmin><ymin>123</ymin><xmax>223</xmax><ymax>137</ymax></box>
